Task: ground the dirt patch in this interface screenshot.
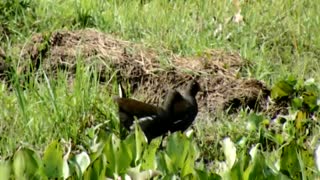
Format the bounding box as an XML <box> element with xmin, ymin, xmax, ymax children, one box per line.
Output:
<box><xmin>0</xmin><ymin>29</ymin><xmax>275</xmax><ymax>116</ymax></box>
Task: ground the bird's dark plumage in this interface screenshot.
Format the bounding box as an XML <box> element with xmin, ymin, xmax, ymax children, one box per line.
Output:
<box><xmin>167</xmin><ymin>80</ymin><xmax>200</xmax><ymax>133</ymax></box>
<box><xmin>114</xmin><ymin>97</ymin><xmax>171</xmax><ymax>141</ymax></box>
<box><xmin>114</xmin><ymin>80</ymin><xmax>200</xmax><ymax>142</ymax></box>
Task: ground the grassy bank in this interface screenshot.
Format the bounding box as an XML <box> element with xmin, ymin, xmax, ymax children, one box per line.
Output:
<box><xmin>1</xmin><ymin>0</ymin><xmax>320</xmax><ymax>178</ymax></box>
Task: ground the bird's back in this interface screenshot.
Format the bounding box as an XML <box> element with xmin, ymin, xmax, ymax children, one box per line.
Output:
<box><xmin>167</xmin><ymin>90</ymin><xmax>198</xmax><ymax>133</ymax></box>
<box><xmin>115</xmin><ymin>97</ymin><xmax>162</xmax><ymax>116</ymax></box>
<box><xmin>114</xmin><ymin>97</ymin><xmax>169</xmax><ymax>140</ymax></box>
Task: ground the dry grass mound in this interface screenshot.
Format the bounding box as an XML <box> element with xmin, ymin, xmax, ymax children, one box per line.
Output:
<box><xmin>1</xmin><ymin>29</ymin><xmax>272</xmax><ymax>116</ymax></box>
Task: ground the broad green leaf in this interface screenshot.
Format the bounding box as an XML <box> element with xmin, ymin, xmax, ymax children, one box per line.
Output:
<box><xmin>243</xmin><ymin>147</ymin><xmax>278</xmax><ymax>180</ymax></box>
<box><xmin>63</xmin><ymin>158</ymin><xmax>70</xmax><ymax>179</ymax></box>
<box><xmin>157</xmin><ymin>152</ymin><xmax>174</xmax><ymax>174</ymax></box>
<box><xmin>295</xmin><ymin>111</ymin><xmax>307</xmax><ymax>131</ymax></box>
<box><xmin>182</xmin><ymin>139</ymin><xmax>199</xmax><ymax>178</ymax></box>
<box><xmin>161</xmin><ymin>173</ymin><xmax>179</xmax><ymax>180</ymax></box>
<box><xmin>127</xmin><ymin>166</ymin><xmax>161</xmax><ymax>179</ymax></box>
<box><xmin>302</xmin><ymin>91</ymin><xmax>318</xmax><ymax>112</ymax></box>
<box><xmin>0</xmin><ymin>162</ymin><xmax>11</xmax><ymax>180</ymax></box>
<box><xmin>118</xmin><ymin>141</ymin><xmax>132</xmax><ymax>173</ymax></box>
<box><xmin>83</xmin><ymin>155</ymin><xmax>107</xmax><ymax>180</ymax></box>
<box><xmin>291</xmin><ymin>97</ymin><xmax>303</xmax><ymax>110</ymax></box>
<box><xmin>298</xmin><ymin>146</ymin><xmax>315</xmax><ymax>178</ymax></box>
<box><xmin>181</xmin><ymin>149</ymin><xmax>196</xmax><ymax>177</ymax></box>
<box><xmin>123</xmin><ymin>133</ymin><xmax>135</xmax><ymax>161</ymax></box>
<box><xmin>247</xmin><ymin>113</ymin><xmax>265</xmax><ymax>131</ymax></box>
<box><xmin>271</xmin><ymin>80</ymin><xmax>296</xmax><ymax>99</ymax></box>
<box><xmin>86</xmin><ymin>127</ymin><xmax>96</xmax><ymax>139</ymax></box>
<box><xmin>195</xmin><ymin>169</ymin><xmax>222</xmax><ymax>180</ymax></box>
<box><xmin>227</xmin><ymin>160</ymin><xmax>243</xmax><ymax>180</ymax></box>
<box><xmin>104</xmin><ymin>133</ymin><xmax>131</xmax><ymax>177</ymax></box>
<box><xmin>272</xmin><ymin>133</ymin><xmax>284</xmax><ymax>146</ymax></box>
<box><xmin>282</xmin><ymin>119</ymin><xmax>296</xmax><ymax>139</ymax></box>
<box><xmin>68</xmin><ymin>158</ymin><xmax>82</xmax><ymax>179</ymax></box>
<box><xmin>161</xmin><ymin>132</ymin><xmax>200</xmax><ymax>177</ymax></box>
<box><xmin>316</xmin><ymin>144</ymin><xmax>320</xmax><ymax>172</ymax></box>
<box><xmin>166</xmin><ymin>133</ymin><xmax>190</xmax><ymax>166</ymax></box>
<box><xmin>304</xmin><ymin>81</ymin><xmax>318</xmax><ymax>91</ymax></box>
<box><xmin>42</xmin><ymin>140</ymin><xmax>64</xmax><ymax>178</ymax></box>
<box><xmin>13</xmin><ymin>147</ymin><xmax>41</xmax><ymax>179</ymax></box>
<box><xmin>104</xmin><ymin>134</ymin><xmax>120</xmax><ymax>176</ymax></box>
<box><xmin>222</xmin><ymin>137</ymin><xmax>236</xmax><ymax>170</ymax></box>
<box><xmin>141</xmin><ymin>137</ymin><xmax>161</xmax><ymax>170</ymax></box>
<box><xmin>124</xmin><ymin>123</ymin><xmax>147</xmax><ymax>166</ymax></box>
<box><xmin>280</xmin><ymin>142</ymin><xmax>301</xmax><ymax>179</ymax></box>
<box><xmin>89</xmin><ymin>130</ymin><xmax>109</xmax><ymax>162</ymax></box>
<box><xmin>166</xmin><ymin>133</ymin><xmax>187</xmax><ymax>163</ymax></box>
<box><xmin>165</xmin><ymin>132</ymin><xmax>192</xmax><ymax>176</ymax></box>
<box><xmin>227</xmin><ymin>150</ymin><xmax>251</xmax><ymax>180</ymax></box>
<box><xmin>75</xmin><ymin>151</ymin><xmax>91</xmax><ymax>174</ymax></box>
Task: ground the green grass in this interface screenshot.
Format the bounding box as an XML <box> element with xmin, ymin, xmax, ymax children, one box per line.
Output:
<box><xmin>2</xmin><ymin>0</ymin><xmax>320</xmax><ymax>81</ymax></box>
<box><xmin>1</xmin><ymin>0</ymin><xmax>320</xmax><ymax>167</ymax></box>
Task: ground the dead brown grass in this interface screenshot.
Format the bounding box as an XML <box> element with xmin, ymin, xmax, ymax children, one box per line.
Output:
<box><xmin>1</xmin><ymin>29</ymin><xmax>273</xmax><ymax>116</ymax></box>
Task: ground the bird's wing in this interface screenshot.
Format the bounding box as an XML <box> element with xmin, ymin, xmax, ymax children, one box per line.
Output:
<box><xmin>115</xmin><ymin>98</ymin><xmax>163</xmax><ymax>117</ymax></box>
<box><xmin>162</xmin><ymin>89</ymin><xmax>184</xmax><ymax>113</ymax></box>
<box><xmin>172</xmin><ymin>98</ymin><xmax>192</xmax><ymax>115</ymax></box>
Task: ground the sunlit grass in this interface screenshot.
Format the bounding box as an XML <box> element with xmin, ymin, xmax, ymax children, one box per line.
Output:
<box><xmin>1</xmin><ymin>0</ymin><xmax>320</xmax><ymax>162</ymax></box>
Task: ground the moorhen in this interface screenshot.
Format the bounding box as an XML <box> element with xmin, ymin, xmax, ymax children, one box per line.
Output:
<box><xmin>114</xmin><ymin>80</ymin><xmax>200</xmax><ymax>142</ymax></box>
<box><xmin>166</xmin><ymin>80</ymin><xmax>200</xmax><ymax>133</ymax></box>
<box><xmin>114</xmin><ymin>97</ymin><xmax>170</xmax><ymax>141</ymax></box>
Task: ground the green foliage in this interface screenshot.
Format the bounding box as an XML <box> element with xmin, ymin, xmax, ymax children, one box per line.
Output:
<box><xmin>3</xmin><ymin>102</ymin><xmax>320</xmax><ymax>179</ymax></box>
<box><xmin>271</xmin><ymin>77</ymin><xmax>320</xmax><ymax>113</ymax></box>
<box><xmin>2</xmin><ymin>0</ymin><xmax>320</xmax><ymax>179</ymax></box>
<box><xmin>271</xmin><ymin>77</ymin><xmax>297</xmax><ymax>100</ymax></box>
<box><xmin>13</xmin><ymin>148</ymin><xmax>41</xmax><ymax>178</ymax></box>
<box><xmin>157</xmin><ymin>132</ymin><xmax>199</xmax><ymax>178</ymax></box>
<box><xmin>0</xmin><ymin>162</ymin><xmax>11</xmax><ymax>180</ymax></box>
<box><xmin>2</xmin><ymin>127</ymin><xmax>217</xmax><ymax>179</ymax></box>
<box><xmin>42</xmin><ymin>140</ymin><xmax>65</xmax><ymax>178</ymax></box>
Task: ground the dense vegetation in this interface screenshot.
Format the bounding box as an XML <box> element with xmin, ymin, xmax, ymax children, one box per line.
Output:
<box><xmin>1</xmin><ymin>0</ymin><xmax>320</xmax><ymax>179</ymax></box>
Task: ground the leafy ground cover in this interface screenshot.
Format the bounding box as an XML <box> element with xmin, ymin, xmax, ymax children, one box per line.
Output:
<box><xmin>1</xmin><ymin>0</ymin><xmax>320</xmax><ymax>179</ymax></box>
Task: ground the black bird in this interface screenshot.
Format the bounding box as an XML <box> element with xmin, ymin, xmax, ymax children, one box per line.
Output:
<box><xmin>114</xmin><ymin>97</ymin><xmax>171</xmax><ymax>141</ymax></box>
<box><xmin>114</xmin><ymin>80</ymin><xmax>200</xmax><ymax>142</ymax></box>
<box><xmin>166</xmin><ymin>80</ymin><xmax>200</xmax><ymax>133</ymax></box>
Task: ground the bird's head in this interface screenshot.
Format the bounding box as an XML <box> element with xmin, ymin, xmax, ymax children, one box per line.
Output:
<box><xmin>187</xmin><ymin>80</ymin><xmax>201</xmax><ymax>97</ymax></box>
